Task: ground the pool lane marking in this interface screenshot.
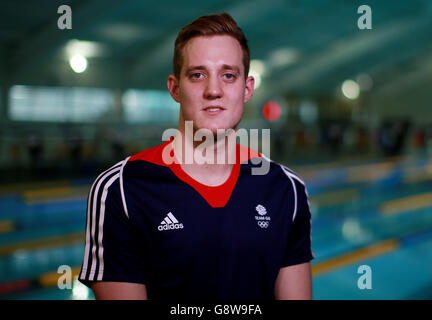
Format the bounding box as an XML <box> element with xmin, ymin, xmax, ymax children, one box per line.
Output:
<box><xmin>0</xmin><ymin>232</ymin><xmax>84</xmax><ymax>256</ymax></box>
<box><xmin>403</xmin><ymin>162</ymin><xmax>432</xmax><ymax>183</ymax></box>
<box><xmin>380</xmin><ymin>192</ymin><xmax>432</xmax><ymax>216</ymax></box>
<box><xmin>311</xmin><ymin>239</ymin><xmax>399</xmax><ymax>276</ymax></box>
<box><xmin>310</xmin><ymin>188</ymin><xmax>359</xmax><ymax>208</ymax></box>
<box><xmin>347</xmin><ymin>161</ymin><xmax>396</xmax><ymax>183</ymax></box>
<box><xmin>0</xmin><ymin>267</ymin><xmax>82</xmax><ymax>294</ymax></box>
<box><xmin>22</xmin><ymin>186</ymin><xmax>90</xmax><ymax>204</ymax></box>
<box><xmin>0</xmin><ymin>220</ymin><xmax>14</xmax><ymax>233</ymax></box>
<box><xmin>0</xmin><ymin>180</ymin><xmax>70</xmax><ymax>195</ymax></box>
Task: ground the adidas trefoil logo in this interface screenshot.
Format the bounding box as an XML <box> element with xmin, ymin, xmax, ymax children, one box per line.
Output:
<box><xmin>158</xmin><ymin>212</ymin><xmax>184</xmax><ymax>231</ymax></box>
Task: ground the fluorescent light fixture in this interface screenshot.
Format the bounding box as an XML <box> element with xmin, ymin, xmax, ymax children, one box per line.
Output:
<box><xmin>64</xmin><ymin>39</ymin><xmax>106</xmax><ymax>58</ymax></box>
<box><xmin>69</xmin><ymin>55</ymin><xmax>87</xmax><ymax>73</ymax></box>
<box><xmin>268</xmin><ymin>47</ymin><xmax>299</xmax><ymax>69</ymax></box>
<box><xmin>341</xmin><ymin>79</ymin><xmax>360</xmax><ymax>100</ymax></box>
<box><xmin>99</xmin><ymin>24</ymin><xmax>147</xmax><ymax>42</ymax></box>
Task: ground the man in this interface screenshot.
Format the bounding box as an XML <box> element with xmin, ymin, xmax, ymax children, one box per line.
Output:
<box><xmin>79</xmin><ymin>12</ymin><xmax>314</xmax><ymax>300</ymax></box>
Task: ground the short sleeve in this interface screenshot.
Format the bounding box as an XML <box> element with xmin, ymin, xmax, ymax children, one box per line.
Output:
<box><xmin>281</xmin><ymin>179</ymin><xmax>314</xmax><ymax>267</ymax></box>
<box><xmin>78</xmin><ymin>165</ymin><xmax>147</xmax><ymax>287</ymax></box>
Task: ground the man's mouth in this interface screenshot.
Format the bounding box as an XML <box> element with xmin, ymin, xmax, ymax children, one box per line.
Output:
<box><xmin>203</xmin><ymin>106</ymin><xmax>225</xmax><ymax>115</ymax></box>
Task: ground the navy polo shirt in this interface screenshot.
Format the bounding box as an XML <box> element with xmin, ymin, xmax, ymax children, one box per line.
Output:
<box><xmin>79</xmin><ymin>140</ymin><xmax>314</xmax><ymax>300</ymax></box>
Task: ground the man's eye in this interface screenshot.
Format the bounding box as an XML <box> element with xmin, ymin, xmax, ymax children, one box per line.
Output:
<box><xmin>190</xmin><ymin>73</ymin><xmax>203</xmax><ymax>79</ymax></box>
<box><xmin>224</xmin><ymin>73</ymin><xmax>236</xmax><ymax>80</ymax></box>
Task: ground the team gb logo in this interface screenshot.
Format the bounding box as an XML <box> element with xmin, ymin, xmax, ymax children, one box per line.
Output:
<box><xmin>255</xmin><ymin>204</ymin><xmax>270</xmax><ymax>229</ymax></box>
<box><xmin>256</xmin><ymin>204</ymin><xmax>267</xmax><ymax>215</ymax></box>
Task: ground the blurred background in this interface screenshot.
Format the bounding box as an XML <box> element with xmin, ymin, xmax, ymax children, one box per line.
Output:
<box><xmin>0</xmin><ymin>0</ymin><xmax>431</xmax><ymax>300</ymax></box>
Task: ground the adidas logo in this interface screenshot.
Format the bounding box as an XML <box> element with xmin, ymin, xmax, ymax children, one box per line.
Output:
<box><xmin>158</xmin><ymin>212</ymin><xmax>184</xmax><ymax>231</ymax></box>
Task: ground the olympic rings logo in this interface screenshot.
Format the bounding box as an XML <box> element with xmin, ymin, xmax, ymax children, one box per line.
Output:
<box><xmin>257</xmin><ymin>221</ymin><xmax>269</xmax><ymax>228</ymax></box>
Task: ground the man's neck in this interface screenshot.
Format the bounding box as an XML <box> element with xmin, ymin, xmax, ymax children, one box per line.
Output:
<box><xmin>172</xmin><ymin>130</ymin><xmax>237</xmax><ymax>187</ymax></box>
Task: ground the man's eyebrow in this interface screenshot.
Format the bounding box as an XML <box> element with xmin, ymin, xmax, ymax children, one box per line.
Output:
<box><xmin>221</xmin><ymin>64</ymin><xmax>241</xmax><ymax>73</ymax></box>
<box><xmin>184</xmin><ymin>66</ymin><xmax>207</xmax><ymax>73</ymax></box>
<box><xmin>184</xmin><ymin>65</ymin><xmax>241</xmax><ymax>73</ymax></box>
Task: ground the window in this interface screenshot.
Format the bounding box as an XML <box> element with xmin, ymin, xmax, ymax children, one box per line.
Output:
<box><xmin>123</xmin><ymin>89</ymin><xmax>178</xmax><ymax>123</ymax></box>
<box><xmin>9</xmin><ymin>85</ymin><xmax>113</xmax><ymax>122</ymax></box>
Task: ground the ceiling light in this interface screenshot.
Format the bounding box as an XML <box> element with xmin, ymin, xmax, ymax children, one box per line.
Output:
<box><xmin>64</xmin><ymin>39</ymin><xmax>106</xmax><ymax>58</ymax></box>
<box><xmin>69</xmin><ymin>55</ymin><xmax>87</xmax><ymax>73</ymax></box>
<box><xmin>341</xmin><ymin>80</ymin><xmax>360</xmax><ymax>100</ymax></box>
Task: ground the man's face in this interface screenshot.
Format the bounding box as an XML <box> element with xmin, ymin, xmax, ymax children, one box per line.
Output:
<box><xmin>168</xmin><ymin>35</ymin><xmax>254</xmax><ymax>134</ymax></box>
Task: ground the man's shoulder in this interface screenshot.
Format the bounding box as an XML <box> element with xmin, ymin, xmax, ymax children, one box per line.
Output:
<box><xmin>128</xmin><ymin>140</ymin><xmax>171</xmax><ymax>166</ymax></box>
<box><xmin>247</xmin><ymin>154</ymin><xmax>306</xmax><ymax>187</ymax></box>
<box><xmin>91</xmin><ymin>159</ymin><xmax>126</xmax><ymax>186</ymax></box>
<box><xmin>89</xmin><ymin>141</ymin><xmax>171</xmax><ymax>187</ymax></box>
<box><xmin>122</xmin><ymin>142</ymin><xmax>172</xmax><ymax>182</ymax></box>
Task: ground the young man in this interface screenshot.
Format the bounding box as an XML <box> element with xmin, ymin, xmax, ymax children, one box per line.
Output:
<box><xmin>79</xmin><ymin>13</ymin><xmax>314</xmax><ymax>300</ymax></box>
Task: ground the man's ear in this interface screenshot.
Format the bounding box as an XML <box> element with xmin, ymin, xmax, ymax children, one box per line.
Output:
<box><xmin>244</xmin><ymin>75</ymin><xmax>255</xmax><ymax>103</ymax></box>
<box><xmin>167</xmin><ymin>74</ymin><xmax>181</xmax><ymax>103</ymax></box>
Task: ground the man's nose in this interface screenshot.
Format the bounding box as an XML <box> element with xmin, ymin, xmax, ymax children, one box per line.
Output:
<box><xmin>204</xmin><ymin>76</ymin><xmax>223</xmax><ymax>99</ymax></box>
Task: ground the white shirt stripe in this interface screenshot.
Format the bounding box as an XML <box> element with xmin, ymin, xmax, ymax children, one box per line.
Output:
<box><xmin>281</xmin><ymin>166</ymin><xmax>298</xmax><ymax>222</ymax></box>
<box><xmin>259</xmin><ymin>153</ymin><xmax>307</xmax><ymax>222</ymax></box>
<box><xmin>88</xmin><ymin>168</ymin><xmax>121</xmax><ymax>280</ymax></box>
<box><xmin>119</xmin><ymin>156</ymin><xmax>130</xmax><ymax>218</ymax></box>
<box><xmin>95</xmin><ymin>172</ymin><xmax>120</xmax><ymax>281</ymax></box>
<box><xmin>80</xmin><ymin>164</ymin><xmax>121</xmax><ymax>280</ymax></box>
